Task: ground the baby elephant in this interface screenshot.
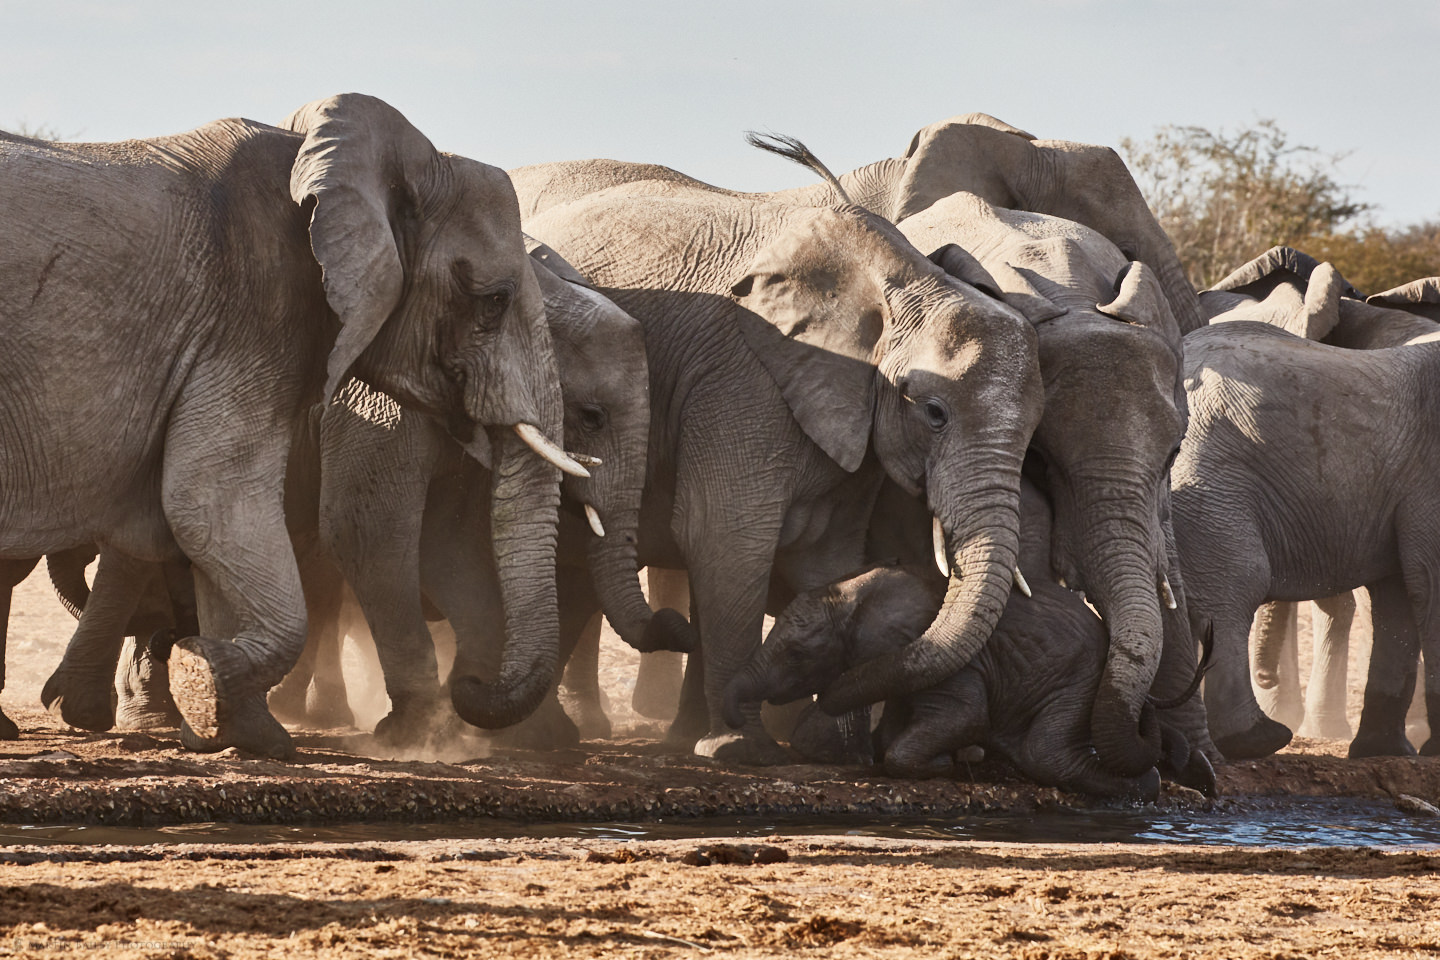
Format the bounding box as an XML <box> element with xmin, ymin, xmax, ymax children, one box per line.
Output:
<box><xmin>725</xmin><ymin>488</ymin><xmax>1214</xmax><ymax>799</ymax></box>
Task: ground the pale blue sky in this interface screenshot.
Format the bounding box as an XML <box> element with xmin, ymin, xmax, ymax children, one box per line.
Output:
<box><xmin>5</xmin><ymin>1</ymin><xmax>1436</xmax><ymax>225</ymax></box>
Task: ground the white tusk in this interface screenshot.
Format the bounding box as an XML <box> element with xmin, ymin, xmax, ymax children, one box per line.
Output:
<box><xmin>1013</xmin><ymin>566</ymin><xmax>1032</xmax><ymax>598</ymax></box>
<box><xmin>932</xmin><ymin>516</ymin><xmax>950</xmax><ymax>579</ymax></box>
<box><xmin>1057</xmin><ymin>576</ymin><xmax>1068</xmax><ymax>590</ymax></box>
<box><xmin>584</xmin><ymin>503</ymin><xmax>606</xmax><ymax>538</ymax></box>
<box><xmin>514</xmin><ymin>423</ymin><xmax>590</xmax><ymax>478</ymax></box>
<box><xmin>1160</xmin><ymin>575</ymin><xmax>1178</xmax><ymax>610</ymax></box>
<box><xmin>569</xmin><ymin>452</ymin><xmax>603</xmax><ymax>468</ymax></box>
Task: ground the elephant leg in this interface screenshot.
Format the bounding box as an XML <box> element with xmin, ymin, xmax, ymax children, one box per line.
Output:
<box><xmin>301</xmin><ymin>551</ymin><xmax>355</xmax><ymax>730</ymax></box>
<box><xmin>631</xmin><ymin>568</ymin><xmax>688</xmax><ymax>720</ymax></box>
<box><xmin>1408</xmin><ymin>661</ymin><xmax>1430</xmax><ymax>750</ymax></box>
<box><xmin>114</xmin><ymin>631</ymin><xmax>183</xmax><ymax>730</ymax></box>
<box><xmin>666</xmin><ymin>649</ymin><xmax>709</xmax><ymax>750</ymax></box>
<box><xmin>1350</xmin><ymin>576</ymin><xmax>1419</xmax><ymax>758</ymax></box>
<box><xmin>1297</xmin><ymin>592</ymin><xmax>1356</xmax><ymax>740</ymax></box>
<box><xmin>559</xmin><ymin>611</ymin><xmax>611</xmax><ymax>740</ymax></box>
<box><xmin>0</xmin><ymin>558</ymin><xmax>39</xmax><ymax>739</ymax></box>
<box><xmin>163</xmin><ymin>424</ymin><xmax>307</xmax><ymax>759</ymax></box>
<box><xmin>1251</xmin><ymin>601</ymin><xmax>1305</xmax><ymax>731</ymax></box>
<box><xmin>884</xmin><ymin>678</ymin><xmax>988</xmax><ymax>780</ymax></box>
<box><xmin>1148</xmin><ymin>525</ymin><xmax>1219</xmax><ymax>764</ymax></box>
<box><xmin>41</xmin><ymin>549</ymin><xmax>154</xmax><ymax>732</ymax></box>
<box><xmin>1200</xmin><ymin>605</ymin><xmax>1293</xmax><ymax>760</ymax></box>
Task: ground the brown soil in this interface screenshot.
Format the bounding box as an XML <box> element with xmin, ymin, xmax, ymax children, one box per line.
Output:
<box><xmin>4</xmin><ymin>571</ymin><xmax>1440</xmax><ymax>957</ymax></box>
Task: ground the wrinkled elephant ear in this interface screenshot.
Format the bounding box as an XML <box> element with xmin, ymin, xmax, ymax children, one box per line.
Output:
<box><xmin>283</xmin><ymin>93</ymin><xmax>443</xmax><ymax>402</ymax></box>
<box><xmin>927</xmin><ymin>243</ymin><xmax>1066</xmax><ymax>325</ymax></box>
<box><xmin>1098</xmin><ymin>261</ymin><xmax>1181</xmax><ymax>336</ymax></box>
<box><xmin>729</xmin><ymin>216</ymin><xmax>882</xmax><ymax>473</ymax></box>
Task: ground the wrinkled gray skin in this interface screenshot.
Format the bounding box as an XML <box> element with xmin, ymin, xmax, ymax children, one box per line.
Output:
<box><xmin>510</xmin><ymin>113</ymin><xmax>1200</xmax><ymax>335</ymax></box>
<box><xmin>0</xmin><ymin>94</ymin><xmax>566</xmax><ymax>757</ymax></box>
<box><xmin>522</xmin><ymin>181</ymin><xmax>1043</xmax><ymax>763</ymax></box>
<box><xmin>726</xmin><ymin>481</ymin><xmax>1213</xmax><ymax>798</ymax></box>
<box><xmin>1209</xmin><ymin>252</ymin><xmax>1440</xmax><ymax>742</ymax></box>
<box><xmin>1174</xmin><ymin>321</ymin><xmax>1440</xmax><ymax>759</ymax></box>
<box><xmin>896</xmin><ymin>192</ymin><xmax>1206</xmax><ymax>775</ymax></box>
<box><xmin>285</xmin><ymin>247</ymin><xmax>669</xmax><ymax>748</ymax></box>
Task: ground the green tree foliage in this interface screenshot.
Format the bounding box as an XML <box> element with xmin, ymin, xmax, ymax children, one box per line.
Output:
<box><xmin>1121</xmin><ymin>121</ymin><xmax>1440</xmax><ymax>294</ymax></box>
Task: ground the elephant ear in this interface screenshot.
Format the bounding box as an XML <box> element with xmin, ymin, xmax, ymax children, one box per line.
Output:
<box><xmin>927</xmin><ymin>243</ymin><xmax>1065</xmax><ymax>325</ymax></box>
<box><xmin>283</xmin><ymin>93</ymin><xmax>443</xmax><ymax>402</ymax></box>
<box><xmin>1368</xmin><ymin>277</ymin><xmax>1440</xmax><ymax>321</ymax></box>
<box><xmin>730</xmin><ymin>219</ymin><xmax>882</xmax><ymax>473</ymax></box>
<box><xmin>1098</xmin><ymin>261</ymin><xmax>1180</xmax><ymax>335</ymax></box>
<box><xmin>524</xmin><ymin>234</ymin><xmax>593</xmax><ymax>289</ymax></box>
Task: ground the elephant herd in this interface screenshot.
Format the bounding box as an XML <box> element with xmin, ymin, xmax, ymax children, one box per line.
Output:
<box><xmin>0</xmin><ymin>94</ymin><xmax>1432</xmax><ymax>803</ymax></box>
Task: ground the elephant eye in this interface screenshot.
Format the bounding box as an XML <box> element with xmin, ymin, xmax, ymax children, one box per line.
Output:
<box><xmin>578</xmin><ymin>403</ymin><xmax>607</xmax><ymax>432</ymax></box>
<box><xmin>476</xmin><ymin>289</ymin><xmax>510</xmax><ymax>325</ymax></box>
<box><xmin>922</xmin><ymin>398</ymin><xmax>949</xmax><ymax>431</ymax></box>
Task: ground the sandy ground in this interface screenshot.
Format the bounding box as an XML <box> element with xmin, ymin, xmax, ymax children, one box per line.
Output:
<box><xmin>3</xmin><ymin>569</ymin><xmax>1440</xmax><ymax>958</ymax></box>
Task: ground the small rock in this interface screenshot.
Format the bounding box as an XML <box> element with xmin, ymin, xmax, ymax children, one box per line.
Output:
<box><xmin>1395</xmin><ymin>794</ymin><xmax>1440</xmax><ymax>817</ymax></box>
<box><xmin>422</xmin><ymin>897</ymin><xmax>452</xmax><ymax>906</ymax></box>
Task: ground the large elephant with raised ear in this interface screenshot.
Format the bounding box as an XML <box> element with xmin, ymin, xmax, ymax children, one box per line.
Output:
<box><xmin>894</xmin><ymin>191</ymin><xmax>1208</xmax><ymax>772</ymax></box>
<box><xmin>0</xmin><ymin>93</ymin><xmax>570</xmax><ymax>757</ymax></box>
<box><xmin>289</xmin><ymin>241</ymin><xmax>677</xmax><ymax>746</ymax></box>
<box><xmin>509</xmin><ymin>114</ymin><xmax>1200</xmax><ymax>335</ymax></box>
<box><xmin>520</xmin><ymin>155</ymin><xmax>1044</xmax><ymax>762</ymax></box>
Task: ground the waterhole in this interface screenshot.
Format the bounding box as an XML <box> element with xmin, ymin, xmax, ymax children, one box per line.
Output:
<box><xmin>1</xmin><ymin>799</ymin><xmax>1435</xmax><ymax>849</ymax></box>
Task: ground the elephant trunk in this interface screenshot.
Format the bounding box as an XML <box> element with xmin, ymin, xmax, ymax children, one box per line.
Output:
<box><xmin>585</xmin><ymin>505</ymin><xmax>696</xmax><ymax>655</ymax></box>
<box><xmin>818</xmin><ymin>446</ymin><xmax>1024</xmax><ymax>713</ymax></box>
<box><xmin>1075</xmin><ymin>485</ymin><xmax>1166</xmax><ymax>776</ymax></box>
<box><xmin>450</xmin><ymin>425</ymin><xmax>562</xmax><ymax>728</ymax></box>
<box><xmin>722</xmin><ymin>657</ymin><xmax>775</xmax><ymax>731</ymax></box>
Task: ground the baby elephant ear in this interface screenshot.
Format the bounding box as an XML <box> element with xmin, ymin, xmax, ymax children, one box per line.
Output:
<box><xmin>928</xmin><ymin>243</ymin><xmax>1065</xmax><ymax>324</ymax></box>
<box><xmin>1097</xmin><ymin>261</ymin><xmax>1179</xmax><ymax>335</ymax></box>
<box><xmin>283</xmin><ymin>93</ymin><xmax>442</xmax><ymax>402</ymax></box>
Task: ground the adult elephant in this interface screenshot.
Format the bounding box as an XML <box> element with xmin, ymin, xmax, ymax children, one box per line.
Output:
<box><xmin>1209</xmin><ymin>251</ymin><xmax>1440</xmax><ymax>740</ymax></box>
<box><xmin>510</xmin><ymin>113</ymin><xmax>1200</xmax><ymax>334</ymax></box>
<box><xmin>0</xmin><ymin>94</ymin><xmax>573</xmax><ymax>758</ymax></box>
<box><xmin>287</xmin><ymin>242</ymin><xmax>679</xmax><ymax>746</ymax></box>
<box><xmin>894</xmin><ymin>190</ymin><xmax>1206</xmax><ymax>772</ymax></box>
<box><xmin>521</xmin><ymin>153</ymin><xmax>1045</xmax><ymax>762</ymax></box>
<box><xmin>1173</xmin><ymin>321</ymin><xmax>1440</xmax><ymax>759</ymax></box>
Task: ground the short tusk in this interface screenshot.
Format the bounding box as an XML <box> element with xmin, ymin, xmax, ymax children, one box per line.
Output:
<box><xmin>1160</xmin><ymin>575</ymin><xmax>1178</xmax><ymax>610</ymax></box>
<box><xmin>932</xmin><ymin>516</ymin><xmax>950</xmax><ymax>579</ymax></box>
<box><xmin>570</xmin><ymin>452</ymin><xmax>603</xmax><ymax>468</ymax></box>
<box><xmin>1057</xmin><ymin>576</ymin><xmax>1068</xmax><ymax>590</ymax></box>
<box><xmin>514</xmin><ymin>423</ymin><xmax>590</xmax><ymax>478</ymax></box>
<box><xmin>1012</xmin><ymin>566</ymin><xmax>1032</xmax><ymax>599</ymax></box>
<box><xmin>584</xmin><ymin>503</ymin><xmax>606</xmax><ymax>538</ymax></box>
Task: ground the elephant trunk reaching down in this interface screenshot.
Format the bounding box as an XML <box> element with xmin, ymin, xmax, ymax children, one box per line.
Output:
<box><xmin>819</xmin><ymin>443</ymin><xmax>1026</xmax><ymax>713</ymax></box>
<box><xmin>585</xmin><ymin>503</ymin><xmax>696</xmax><ymax>654</ymax></box>
<box><xmin>1071</xmin><ymin>482</ymin><xmax>1167</xmax><ymax>776</ymax></box>
<box><xmin>450</xmin><ymin>425</ymin><xmax>563</xmax><ymax>729</ymax></box>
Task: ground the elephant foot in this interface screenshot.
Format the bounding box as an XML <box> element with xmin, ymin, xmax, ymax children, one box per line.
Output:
<box><xmin>115</xmin><ymin>635</ymin><xmax>182</xmax><ymax>730</ymax></box>
<box><xmin>40</xmin><ymin>664</ymin><xmax>118</xmax><ymax>733</ymax></box>
<box><xmin>267</xmin><ymin>675</ymin><xmax>311</xmax><ymax>725</ymax></box>
<box><xmin>178</xmin><ymin>691</ymin><xmax>295</xmax><ymax>760</ymax></box>
<box><xmin>0</xmin><ymin>708</ymin><xmax>18</xmax><ymax>740</ymax></box>
<box><xmin>490</xmin><ymin>695</ymin><xmax>581</xmax><ymax>751</ymax></box>
<box><xmin>1211</xmin><ymin>714</ymin><xmax>1292</xmax><ymax>761</ymax></box>
<box><xmin>373</xmin><ymin>697</ymin><xmax>449</xmax><ymax>749</ymax></box>
<box><xmin>1348</xmin><ymin>728</ymin><xmax>1418</xmax><ymax>758</ymax></box>
<box><xmin>305</xmin><ymin>682</ymin><xmax>356</xmax><ymax>729</ymax></box>
<box><xmin>1296</xmin><ymin>715</ymin><xmax>1353</xmax><ymax>740</ymax></box>
<box><xmin>1169</xmin><ymin>749</ymin><xmax>1218</xmax><ymax>798</ymax></box>
<box><xmin>694</xmin><ymin>730</ymin><xmax>791</xmax><ymax>766</ymax></box>
<box><xmin>171</xmin><ymin>638</ymin><xmax>295</xmax><ymax>760</ymax></box>
<box><xmin>558</xmin><ymin>686</ymin><xmax>612</xmax><ymax>740</ymax></box>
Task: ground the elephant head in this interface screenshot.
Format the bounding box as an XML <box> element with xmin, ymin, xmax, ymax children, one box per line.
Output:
<box><xmin>724</xmin><ymin>564</ymin><xmax>944</xmax><ymax>729</ymax></box>
<box><xmin>727</xmin><ymin>204</ymin><xmax>1045</xmax><ymax>714</ymax></box>
<box><xmin>526</xmin><ymin>240</ymin><xmax>695</xmax><ymax>656</ymax></box>
<box><xmin>281</xmin><ymin>94</ymin><xmax>573</xmax><ymax>727</ymax></box>
<box><xmin>877</xmin><ymin>116</ymin><xmax>1203</xmax><ymax>335</ymax></box>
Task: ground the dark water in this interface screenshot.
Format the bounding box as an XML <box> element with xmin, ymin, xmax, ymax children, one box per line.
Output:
<box><xmin>1</xmin><ymin>799</ymin><xmax>1437</xmax><ymax>849</ymax></box>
